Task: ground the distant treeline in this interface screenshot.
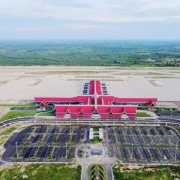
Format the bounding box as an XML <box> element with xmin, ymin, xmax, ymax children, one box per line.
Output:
<box><xmin>0</xmin><ymin>40</ymin><xmax>180</xmax><ymax>66</ymax></box>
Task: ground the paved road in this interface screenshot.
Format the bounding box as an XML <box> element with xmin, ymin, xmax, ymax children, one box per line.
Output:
<box><xmin>106</xmin><ymin>164</ymin><xmax>113</xmax><ymax>180</ymax></box>
<box><xmin>0</xmin><ymin>117</ymin><xmax>34</xmax><ymax>127</ymax></box>
<box><xmin>0</xmin><ymin>107</ymin><xmax>10</xmax><ymax>119</ymax></box>
<box><xmin>81</xmin><ymin>164</ymin><xmax>88</xmax><ymax>180</ymax></box>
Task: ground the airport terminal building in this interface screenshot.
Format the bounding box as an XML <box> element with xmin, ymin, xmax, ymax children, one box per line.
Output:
<box><xmin>35</xmin><ymin>80</ymin><xmax>157</xmax><ymax>119</ymax></box>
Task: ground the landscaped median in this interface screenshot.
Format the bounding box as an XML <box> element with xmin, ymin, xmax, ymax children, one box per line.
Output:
<box><xmin>0</xmin><ymin>111</ymin><xmax>37</xmax><ymax>122</ymax></box>
<box><xmin>38</xmin><ymin>113</ymin><xmax>56</xmax><ymax>116</ymax></box>
<box><xmin>88</xmin><ymin>164</ymin><xmax>107</xmax><ymax>180</ymax></box>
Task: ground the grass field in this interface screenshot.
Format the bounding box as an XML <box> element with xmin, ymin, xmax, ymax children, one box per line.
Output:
<box><xmin>0</xmin><ymin>102</ymin><xmax>36</xmax><ymax>107</ymax></box>
<box><xmin>0</xmin><ymin>111</ymin><xmax>37</xmax><ymax>122</ymax></box>
<box><xmin>137</xmin><ymin>112</ymin><xmax>152</xmax><ymax>117</ymax></box>
<box><xmin>113</xmin><ymin>164</ymin><xmax>180</xmax><ymax>180</ymax></box>
<box><xmin>38</xmin><ymin>113</ymin><xmax>56</xmax><ymax>116</ymax></box>
<box><xmin>0</xmin><ymin>163</ymin><xmax>82</xmax><ymax>180</ymax></box>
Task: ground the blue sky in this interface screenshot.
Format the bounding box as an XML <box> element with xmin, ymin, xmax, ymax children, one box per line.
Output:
<box><xmin>0</xmin><ymin>0</ymin><xmax>180</xmax><ymax>39</ymax></box>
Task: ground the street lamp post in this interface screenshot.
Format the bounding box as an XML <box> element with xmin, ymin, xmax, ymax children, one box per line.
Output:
<box><xmin>16</xmin><ymin>142</ymin><xmax>18</xmax><ymax>158</ymax></box>
<box><xmin>175</xmin><ymin>144</ymin><xmax>177</xmax><ymax>161</ymax></box>
<box><xmin>131</xmin><ymin>143</ymin><xmax>133</xmax><ymax>159</ymax></box>
<box><xmin>66</xmin><ymin>143</ymin><xmax>67</xmax><ymax>159</ymax></box>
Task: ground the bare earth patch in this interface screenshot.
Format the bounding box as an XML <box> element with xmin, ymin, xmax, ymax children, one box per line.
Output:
<box><xmin>148</xmin><ymin>80</ymin><xmax>163</xmax><ymax>87</ymax></box>
<box><xmin>28</xmin><ymin>79</ymin><xmax>42</xmax><ymax>86</ymax></box>
<box><xmin>156</xmin><ymin>102</ymin><xmax>178</xmax><ymax>108</ymax></box>
<box><xmin>0</xmin><ymin>81</ymin><xmax>8</xmax><ymax>87</ymax></box>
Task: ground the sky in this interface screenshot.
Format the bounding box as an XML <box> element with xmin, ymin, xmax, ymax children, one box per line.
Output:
<box><xmin>0</xmin><ymin>0</ymin><xmax>180</xmax><ymax>39</ymax></box>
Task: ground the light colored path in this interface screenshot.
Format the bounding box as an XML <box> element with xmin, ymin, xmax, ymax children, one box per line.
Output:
<box><xmin>0</xmin><ymin>107</ymin><xmax>10</xmax><ymax>119</ymax></box>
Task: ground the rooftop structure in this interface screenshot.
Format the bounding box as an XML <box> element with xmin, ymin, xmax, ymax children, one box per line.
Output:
<box><xmin>89</xmin><ymin>128</ymin><xmax>103</xmax><ymax>140</ymax></box>
<box><xmin>35</xmin><ymin>80</ymin><xmax>158</xmax><ymax>119</ymax></box>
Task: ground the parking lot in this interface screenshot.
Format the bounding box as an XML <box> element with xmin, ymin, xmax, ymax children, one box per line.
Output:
<box><xmin>2</xmin><ymin>125</ymin><xmax>180</xmax><ymax>164</ymax></box>
<box><xmin>2</xmin><ymin>125</ymin><xmax>86</xmax><ymax>162</ymax></box>
<box><xmin>106</xmin><ymin>126</ymin><xmax>180</xmax><ymax>163</ymax></box>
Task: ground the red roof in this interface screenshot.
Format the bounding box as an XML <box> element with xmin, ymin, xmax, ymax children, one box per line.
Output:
<box><xmin>96</xmin><ymin>80</ymin><xmax>102</xmax><ymax>95</ymax></box>
<box><xmin>55</xmin><ymin>105</ymin><xmax>95</xmax><ymax>114</ymax></box>
<box><xmin>35</xmin><ymin>79</ymin><xmax>157</xmax><ymax>119</ymax></box>
<box><xmin>96</xmin><ymin>106</ymin><xmax>136</xmax><ymax>114</ymax></box>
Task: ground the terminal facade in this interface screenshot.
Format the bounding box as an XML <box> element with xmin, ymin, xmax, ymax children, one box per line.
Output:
<box><xmin>35</xmin><ymin>80</ymin><xmax>157</xmax><ymax>119</ymax></box>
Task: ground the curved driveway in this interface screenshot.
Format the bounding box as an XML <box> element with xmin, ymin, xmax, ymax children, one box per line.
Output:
<box><xmin>0</xmin><ymin>117</ymin><xmax>180</xmax><ymax>128</ymax></box>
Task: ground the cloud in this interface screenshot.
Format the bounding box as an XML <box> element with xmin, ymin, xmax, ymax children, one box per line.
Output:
<box><xmin>69</xmin><ymin>24</ymin><xmax>103</xmax><ymax>29</ymax></box>
<box><xmin>16</xmin><ymin>27</ymin><xmax>52</xmax><ymax>31</ymax></box>
<box><xmin>0</xmin><ymin>0</ymin><xmax>180</xmax><ymax>23</ymax></box>
<box><xmin>94</xmin><ymin>16</ymin><xmax>168</xmax><ymax>22</ymax></box>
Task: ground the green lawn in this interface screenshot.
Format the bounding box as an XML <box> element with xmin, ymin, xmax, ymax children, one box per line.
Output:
<box><xmin>38</xmin><ymin>113</ymin><xmax>56</xmax><ymax>116</ymax></box>
<box><xmin>0</xmin><ymin>163</ymin><xmax>82</xmax><ymax>180</ymax></box>
<box><xmin>0</xmin><ymin>102</ymin><xmax>36</xmax><ymax>107</ymax></box>
<box><xmin>0</xmin><ymin>111</ymin><xmax>37</xmax><ymax>122</ymax></box>
<box><xmin>113</xmin><ymin>165</ymin><xmax>180</xmax><ymax>180</ymax></box>
<box><xmin>93</xmin><ymin>127</ymin><xmax>99</xmax><ymax>131</ymax></box>
<box><xmin>90</xmin><ymin>137</ymin><xmax>103</xmax><ymax>143</ymax></box>
<box><xmin>137</xmin><ymin>112</ymin><xmax>152</xmax><ymax>117</ymax></box>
